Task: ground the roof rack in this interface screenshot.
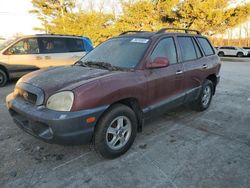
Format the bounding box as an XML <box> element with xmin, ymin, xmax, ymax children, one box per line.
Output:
<box><xmin>119</xmin><ymin>31</ymin><xmax>147</xmax><ymax>35</ymax></box>
<box><xmin>156</xmin><ymin>28</ymin><xmax>201</xmax><ymax>35</ymax></box>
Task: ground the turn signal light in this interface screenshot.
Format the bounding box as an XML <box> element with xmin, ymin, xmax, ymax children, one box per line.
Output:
<box><xmin>86</xmin><ymin>117</ymin><xmax>96</xmax><ymax>123</ymax></box>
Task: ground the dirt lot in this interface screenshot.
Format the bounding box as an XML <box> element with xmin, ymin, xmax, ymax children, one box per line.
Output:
<box><xmin>0</xmin><ymin>59</ymin><xmax>250</xmax><ymax>188</ymax></box>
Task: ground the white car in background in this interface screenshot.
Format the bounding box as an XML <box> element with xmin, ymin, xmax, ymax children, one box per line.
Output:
<box><xmin>217</xmin><ymin>46</ymin><xmax>248</xmax><ymax>57</ymax></box>
<box><xmin>243</xmin><ymin>47</ymin><xmax>250</xmax><ymax>56</ymax></box>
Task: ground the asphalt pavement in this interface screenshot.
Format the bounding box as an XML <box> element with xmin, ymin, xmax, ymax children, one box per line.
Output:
<box><xmin>0</xmin><ymin>59</ymin><xmax>250</xmax><ymax>188</ymax></box>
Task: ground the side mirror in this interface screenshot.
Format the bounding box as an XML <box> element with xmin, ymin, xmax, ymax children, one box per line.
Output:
<box><xmin>147</xmin><ymin>57</ymin><xmax>170</xmax><ymax>69</ymax></box>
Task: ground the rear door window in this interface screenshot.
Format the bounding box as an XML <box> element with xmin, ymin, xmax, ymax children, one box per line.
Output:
<box><xmin>177</xmin><ymin>36</ymin><xmax>197</xmax><ymax>61</ymax></box>
<box><xmin>196</xmin><ymin>37</ymin><xmax>215</xmax><ymax>56</ymax></box>
<box><xmin>192</xmin><ymin>38</ymin><xmax>202</xmax><ymax>58</ymax></box>
<box><xmin>65</xmin><ymin>38</ymin><xmax>85</xmax><ymax>52</ymax></box>
<box><xmin>39</xmin><ymin>37</ymin><xmax>68</xmax><ymax>53</ymax></box>
<box><xmin>150</xmin><ymin>37</ymin><xmax>177</xmax><ymax>64</ymax></box>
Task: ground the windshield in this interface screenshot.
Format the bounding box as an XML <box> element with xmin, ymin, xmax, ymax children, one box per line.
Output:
<box><xmin>80</xmin><ymin>38</ymin><xmax>150</xmax><ymax>69</ymax></box>
<box><xmin>0</xmin><ymin>38</ymin><xmax>17</xmax><ymax>51</ymax></box>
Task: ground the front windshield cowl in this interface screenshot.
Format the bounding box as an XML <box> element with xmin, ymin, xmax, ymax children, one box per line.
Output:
<box><xmin>79</xmin><ymin>37</ymin><xmax>150</xmax><ymax>70</ymax></box>
<box><xmin>75</xmin><ymin>60</ymin><xmax>133</xmax><ymax>72</ymax></box>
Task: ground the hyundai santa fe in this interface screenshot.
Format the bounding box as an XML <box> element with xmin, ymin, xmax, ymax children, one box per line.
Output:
<box><xmin>6</xmin><ymin>28</ymin><xmax>221</xmax><ymax>158</ymax></box>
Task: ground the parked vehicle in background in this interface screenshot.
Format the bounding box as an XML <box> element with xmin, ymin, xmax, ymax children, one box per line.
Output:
<box><xmin>6</xmin><ymin>28</ymin><xmax>221</xmax><ymax>158</ymax></box>
<box><xmin>217</xmin><ymin>46</ymin><xmax>248</xmax><ymax>57</ymax></box>
<box><xmin>0</xmin><ymin>34</ymin><xmax>94</xmax><ymax>87</ymax></box>
<box><xmin>242</xmin><ymin>47</ymin><xmax>250</xmax><ymax>56</ymax></box>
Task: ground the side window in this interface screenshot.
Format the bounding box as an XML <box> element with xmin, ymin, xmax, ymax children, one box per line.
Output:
<box><xmin>196</xmin><ymin>37</ymin><xmax>215</xmax><ymax>56</ymax></box>
<box><xmin>177</xmin><ymin>36</ymin><xmax>197</xmax><ymax>61</ymax></box>
<box><xmin>150</xmin><ymin>37</ymin><xmax>177</xmax><ymax>64</ymax></box>
<box><xmin>40</xmin><ymin>37</ymin><xmax>68</xmax><ymax>53</ymax></box>
<box><xmin>7</xmin><ymin>38</ymin><xmax>39</xmax><ymax>55</ymax></box>
<box><xmin>192</xmin><ymin>38</ymin><xmax>202</xmax><ymax>58</ymax></box>
<box><xmin>66</xmin><ymin>38</ymin><xmax>85</xmax><ymax>52</ymax></box>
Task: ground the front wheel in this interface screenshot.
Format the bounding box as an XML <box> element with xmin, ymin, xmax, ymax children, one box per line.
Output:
<box><xmin>94</xmin><ymin>104</ymin><xmax>137</xmax><ymax>159</ymax></box>
<box><xmin>218</xmin><ymin>52</ymin><xmax>224</xmax><ymax>57</ymax></box>
<box><xmin>237</xmin><ymin>52</ymin><xmax>244</xmax><ymax>57</ymax></box>
<box><xmin>192</xmin><ymin>80</ymin><xmax>214</xmax><ymax>111</ymax></box>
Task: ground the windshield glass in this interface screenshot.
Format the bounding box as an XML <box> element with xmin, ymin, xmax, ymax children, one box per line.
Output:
<box><xmin>80</xmin><ymin>38</ymin><xmax>150</xmax><ymax>69</ymax></box>
<box><xmin>0</xmin><ymin>38</ymin><xmax>17</xmax><ymax>51</ymax></box>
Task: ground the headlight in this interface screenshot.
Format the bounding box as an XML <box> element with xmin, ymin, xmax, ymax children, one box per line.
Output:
<box><xmin>46</xmin><ymin>91</ymin><xmax>74</xmax><ymax>111</ymax></box>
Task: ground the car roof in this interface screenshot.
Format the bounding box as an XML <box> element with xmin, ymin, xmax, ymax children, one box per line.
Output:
<box><xmin>18</xmin><ymin>34</ymin><xmax>90</xmax><ymax>40</ymax></box>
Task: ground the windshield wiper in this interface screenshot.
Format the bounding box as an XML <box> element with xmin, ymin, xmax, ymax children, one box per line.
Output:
<box><xmin>75</xmin><ymin>60</ymin><xmax>124</xmax><ymax>71</ymax></box>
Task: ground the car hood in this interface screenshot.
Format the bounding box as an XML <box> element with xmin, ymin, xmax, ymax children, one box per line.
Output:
<box><xmin>19</xmin><ymin>66</ymin><xmax>113</xmax><ymax>93</ymax></box>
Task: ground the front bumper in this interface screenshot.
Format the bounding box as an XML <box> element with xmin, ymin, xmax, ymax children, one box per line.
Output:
<box><xmin>6</xmin><ymin>94</ymin><xmax>108</xmax><ymax>145</ymax></box>
<box><xmin>216</xmin><ymin>75</ymin><xmax>220</xmax><ymax>85</ymax></box>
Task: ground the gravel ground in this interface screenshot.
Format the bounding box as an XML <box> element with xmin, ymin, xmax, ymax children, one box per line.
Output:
<box><xmin>0</xmin><ymin>60</ymin><xmax>250</xmax><ymax>188</ymax></box>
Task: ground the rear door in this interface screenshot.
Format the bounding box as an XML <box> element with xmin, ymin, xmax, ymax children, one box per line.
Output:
<box><xmin>145</xmin><ymin>37</ymin><xmax>185</xmax><ymax>115</ymax></box>
<box><xmin>38</xmin><ymin>37</ymin><xmax>85</xmax><ymax>67</ymax></box>
<box><xmin>65</xmin><ymin>38</ymin><xmax>86</xmax><ymax>60</ymax></box>
<box><xmin>5</xmin><ymin>37</ymin><xmax>41</xmax><ymax>76</ymax></box>
<box><xmin>177</xmin><ymin>36</ymin><xmax>204</xmax><ymax>101</ymax></box>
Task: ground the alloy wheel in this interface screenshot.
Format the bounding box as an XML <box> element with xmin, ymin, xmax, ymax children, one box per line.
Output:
<box><xmin>106</xmin><ymin>116</ymin><xmax>132</xmax><ymax>150</ymax></box>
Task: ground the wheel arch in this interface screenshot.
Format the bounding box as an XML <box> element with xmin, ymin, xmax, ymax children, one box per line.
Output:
<box><xmin>206</xmin><ymin>74</ymin><xmax>217</xmax><ymax>95</ymax></box>
<box><xmin>0</xmin><ymin>64</ymin><xmax>9</xmax><ymax>79</ymax></box>
<box><xmin>96</xmin><ymin>97</ymin><xmax>144</xmax><ymax>133</ymax></box>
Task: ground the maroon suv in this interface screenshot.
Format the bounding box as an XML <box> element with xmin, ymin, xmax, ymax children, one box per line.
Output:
<box><xmin>6</xmin><ymin>28</ymin><xmax>221</xmax><ymax>158</ymax></box>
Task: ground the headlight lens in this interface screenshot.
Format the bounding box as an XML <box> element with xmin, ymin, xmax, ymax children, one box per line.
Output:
<box><xmin>46</xmin><ymin>91</ymin><xmax>74</xmax><ymax>111</ymax></box>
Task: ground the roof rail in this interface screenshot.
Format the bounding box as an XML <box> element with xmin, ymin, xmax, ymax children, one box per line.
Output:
<box><xmin>156</xmin><ymin>28</ymin><xmax>201</xmax><ymax>35</ymax></box>
<box><xmin>119</xmin><ymin>31</ymin><xmax>147</xmax><ymax>35</ymax></box>
<box><xmin>35</xmin><ymin>33</ymin><xmax>84</xmax><ymax>37</ymax></box>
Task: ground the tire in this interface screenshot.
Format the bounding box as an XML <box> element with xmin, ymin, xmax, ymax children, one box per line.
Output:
<box><xmin>94</xmin><ymin>104</ymin><xmax>137</xmax><ymax>159</ymax></box>
<box><xmin>218</xmin><ymin>52</ymin><xmax>224</xmax><ymax>57</ymax></box>
<box><xmin>237</xmin><ymin>52</ymin><xmax>243</xmax><ymax>57</ymax></box>
<box><xmin>192</xmin><ymin>80</ymin><xmax>214</xmax><ymax>111</ymax></box>
<box><xmin>0</xmin><ymin>69</ymin><xmax>8</xmax><ymax>87</ymax></box>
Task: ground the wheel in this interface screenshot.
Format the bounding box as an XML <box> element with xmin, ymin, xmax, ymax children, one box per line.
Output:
<box><xmin>192</xmin><ymin>80</ymin><xmax>214</xmax><ymax>111</ymax></box>
<box><xmin>0</xmin><ymin>69</ymin><xmax>8</xmax><ymax>87</ymax></box>
<box><xmin>218</xmin><ymin>52</ymin><xmax>224</xmax><ymax>57</ymax></box>
<box><xmin>94</xmin><ymin>104</ymin><xmax>137</xmax><ymax>159</ymax></box>
<box><xmin>237</xmin><ymin>52</ymin><xmax>243</xmax><ymax>57</ymax></box>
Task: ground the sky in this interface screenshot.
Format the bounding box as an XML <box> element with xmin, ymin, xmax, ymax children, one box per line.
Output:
<box><xmin>0</xmin><ymin>0</ymin><xmax>249</xmax><ymax>39</ymax></box>
<box><xmin>0</xmin><ymin>0</ymin><xmax>41</xmax><ymax>38</ymax></box>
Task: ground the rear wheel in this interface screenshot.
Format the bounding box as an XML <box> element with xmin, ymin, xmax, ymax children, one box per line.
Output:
<box><xmin>192</xmin><ymin>80</ymin><xmax>214</xmax><ymax>111</ymax></box>
<box><xmin>237</xmin><ymin>52</ymin><xmax>244</xmax><ymax>57</ymax></box>
<box><xmin>0</xmin><ymin>69</ymin><xmax>8</xmax><ymax>87</ymax></box>
<box><xmin>94</xmin><ymin>104</ymin><xmax>137</xmax><ymax>159</ymax></box>
<box><xmin>218</xmin><ymin>52</ymin><xmax>224</xmax><ymax>57</ymax></box>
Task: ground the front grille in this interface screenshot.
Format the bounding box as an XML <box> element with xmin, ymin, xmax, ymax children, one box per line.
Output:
<box><xmin>18</xmin><ymin>89</ymin><xmax>37</xmax><ymax>104</ymax></box>
<box><xmin>15</xmin><ymin>83</ymin><xmax>45</xmax><ymax>106</ymax></box>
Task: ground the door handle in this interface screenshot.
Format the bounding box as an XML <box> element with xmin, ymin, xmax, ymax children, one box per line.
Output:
<box><xmin>202</xmin><ymin>64</ymin><xmax>208</xmax><ymax>69</ymax></box>
<box><xmin>176</xmin><ymin>70</ymin><xmax>183</xmax><ymax>75</ymax></box>
<box><xmin>36</xmin><ymin>56</ymin><xmax>42</xmax><ymax>60</ymax></box>
<box><xmin>45</xmin><ymin>56</ymin><xmax>51</xmax><ymax>60</ymax></box>
<box><xmin>73</xmin><ymin>55</ymin><xmax>81</xmax><ymax>59</ymax></box>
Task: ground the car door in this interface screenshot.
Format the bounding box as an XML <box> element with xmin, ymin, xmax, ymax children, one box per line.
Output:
<box><xmin>144</xmin><ymin>37</ymin><xmax>184</xmax><ymax>116</ymax></box>
<box><xmin>4</xmin><ymin>37</ymin><xmax>42</xmax><ymax>76</ymax></box>
<box><xmin>228</xmin><ymin>47</ymin><xmax>236</xmax><ymax>56</ymax></box>
<box><xmin>38</xmin><ymin>37</ymin><xmax>82</xmax><ymax>67</ymax></box>
<box><xmin>65</xmin><ymin>38</ymin><xmax>87</xmax><ymax>61</ymax></box>
<box><xmin>177</xmin><ymin>36</ymin><xmax>204</xmax><ymax>102</ymax></box>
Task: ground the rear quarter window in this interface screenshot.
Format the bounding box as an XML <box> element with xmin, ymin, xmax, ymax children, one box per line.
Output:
<box><xmin>65</xmin><ymin>38</ymin><xmax>85</xmax><ymax>52</ymax></box>
<box><xmin>196</xmin><ymin>37</ymin><xmax>215</xmax><ymax>56</ymax></box>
